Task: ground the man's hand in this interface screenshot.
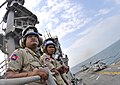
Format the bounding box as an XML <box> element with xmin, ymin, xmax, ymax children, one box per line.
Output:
<box><xmin>51</xmin><ymin>68</ymin><xmax>60</xmax><ymax>75</ymax></box>
<box><xmin>56</xmin><ymin>65</ymin><xmax>64</xmax><ymax>74</ymax></box>
<box><xmin>56</xmin><ymin>65</ymin><xmax>69</xmax><ymax>74</ymax></box>
<box><xmin>63</xmin><ymin>65</ymin><xmax>69</xmax><ymax>73</ymax></box>
<box><xmin>29</xmin><ymin>68</ymin><xmax>49</xmax><ymax>80</ymax></box>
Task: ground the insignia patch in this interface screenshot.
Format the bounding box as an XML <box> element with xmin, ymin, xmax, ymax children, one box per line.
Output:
<box><xmin>45</xmin><ymin>58</ymin><xmax>50</xmax><ymax>62</ymax></box>
<box><xmin>11</xmin><ymin>54</ymin><xmax>19</xmax><ymax>61</ymax></box>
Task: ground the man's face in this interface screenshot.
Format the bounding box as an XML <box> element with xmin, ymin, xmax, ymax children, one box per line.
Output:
<box><xmin>46</xmin><ymin>45</ymin><xmax>55</xmax><ymax>55</ymax></box>
<box><xmin>25</xmin><ymin>35</ymin><xmax>39</xmax><ymax>48</ymax></box>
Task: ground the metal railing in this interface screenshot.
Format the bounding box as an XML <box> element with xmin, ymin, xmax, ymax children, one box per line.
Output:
<box><xmin>0</xmin><ymin>65</ymin><xmax>57</xmax><ymax>85</ymax></box>
<box><xmin>0</xmin><ymin>59</ymin><xmax>8</xmax><ymax>76</ymax></box>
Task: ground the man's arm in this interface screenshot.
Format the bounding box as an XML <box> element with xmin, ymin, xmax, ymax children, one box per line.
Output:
<box><xmin>5</xmin><ymin>70</ymin><xmax>28</xmax><ymax>78</ymax></box>
<box><xmin>5</xmin><ymin>68</ymin><xmax>49</xmax><ymax>80</ymax></box>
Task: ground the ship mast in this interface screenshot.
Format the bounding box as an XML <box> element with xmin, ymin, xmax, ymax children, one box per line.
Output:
<box><xmin>1</xmin><ymin>0</ymin><xmax>39</xmax><ymax>57</ymax></box>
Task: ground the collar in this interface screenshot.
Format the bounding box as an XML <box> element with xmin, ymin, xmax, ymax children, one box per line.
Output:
<box><xmin>25</xmin><ymin>47</ymin><xmax>38</xmax><ymax>57</ymax></box>
<box><xmin>43</xmin><ymin>53</ymin><xmax>55</xmax><ymax>59</ymax></box>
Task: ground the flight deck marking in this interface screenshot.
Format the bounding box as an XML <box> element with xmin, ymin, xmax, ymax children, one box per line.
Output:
<box><xmin>117</xmin><ymin>67</ymin><xmax>120</xmax><ymax>69</ymax></box>
<box><xmin>97</xmin><ymin>72</ymin><xmax>120</xmax><ymax>75</ymax></box>
<box><xmin>96</xmin><ymin>74</ymin><xmax>101</xmax><ymax>80</ymax></box>
<box><xmin>89</xmin><ymin>75</ymin><xmax>94</xmax><ymax>78</ymax></box>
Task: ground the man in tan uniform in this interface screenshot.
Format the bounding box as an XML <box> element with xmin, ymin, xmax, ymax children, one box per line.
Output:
<box><xmin>40</xmin><ymin>38</ymin><xmax>69</xmax><ymax>85</ymax></box>
<box><xmin>5</xmin><ymin>25</ymin><xmax>48</xmax><ymax>85</ymax></box>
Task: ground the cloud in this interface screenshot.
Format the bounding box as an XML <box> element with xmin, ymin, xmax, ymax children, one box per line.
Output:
<box><xmin>0</xmin><ymin>1</ymin><xmax>7</xmax><ymax>20</ymax></box>
<box><xmin>115</xmin><ymin>0</ymin><xmax>120</xmax><ymax>4</ymax></box>
<box><xmin>0</xmin><ymin>50</ymin><xmax>5</xmax><ymax>62</ymax></box>
<box><xmin>24</xmin><ymin>0</ymin><xmax>41</xmax><ymax>11</ymax></box>
<box><xmin>105</xmin><ymin>0</ymin><xmax>120</xmax><ymax>5</ymax></box>
<box><xmin>22</xmin><ymin>0</ymin><xmax>93</xmax><ymax>44</ymax></box>
<box><xmin>77</xmin><ymin>28</ymin><xmax>93</xmax><ymax>38</ymax></box>
<box><xmin>65</xmin><ymin>14</ymin><xmax>120</xmax><ymax>67</ymax></box>
<box><xmin>0</xmin><ymin>1</ymin><xmax>7</xmax><ymax>33</ymax></box>
<box><xmin>95</xmin><ymin>8</ymin><xmax>111</xmax><ymax>16</ymax></box>
<box><xmin>30</xmin><ymin>0</ymin><xmax>88</xmax><ymax>41</ymax></box>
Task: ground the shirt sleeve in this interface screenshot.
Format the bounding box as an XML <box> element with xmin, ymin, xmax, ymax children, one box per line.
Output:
<box><xmin>7</xmin><ymin>49</ymin><xmax>23</xmax><ymax>72</ymax></box>
<box><xmin>40</xmin><ymin>54</ymin><xmax>55</xmax><ymax>71</ymax></box>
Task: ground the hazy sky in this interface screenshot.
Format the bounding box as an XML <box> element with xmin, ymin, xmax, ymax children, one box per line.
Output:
<box><xmin>0</xmin><ymin>0</ymin><xmax>120</xmax><ymax>68</ymax></box>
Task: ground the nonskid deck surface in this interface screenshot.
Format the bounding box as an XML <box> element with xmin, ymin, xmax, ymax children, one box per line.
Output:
<box><xmin>75</xmin><ymin>63</ymin><xmax>120</xmax><ymax>85</ymax></box>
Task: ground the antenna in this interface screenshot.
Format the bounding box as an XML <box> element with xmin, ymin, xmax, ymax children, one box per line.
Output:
<box><xmin>44</xmin><ymin>28</ymin><xmax>51</xmax><ymax>38</ymax></box>
<box><xmin>48</xmin><ymin>32</ymin><xmax>52</xmax><ymax>38</ymax></box>
<box><xmin>0</xmin><ymin>1</ymin><xmax>7</xmax><ymax>8</ymax></box>
<box><xmin>0</xmin><ymin>0</ymin><xmax>25</xmax><ymax>9</ymax></box>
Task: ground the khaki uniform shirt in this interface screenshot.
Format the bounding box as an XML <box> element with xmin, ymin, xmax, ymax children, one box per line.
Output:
<box><xmin>40</xmin><ymin>53</ymin><xmax>67</xmax><ymax>85</ymax></box>
<box><xmin>7</xmin><ymin>47</ymin><xmax>47</xmax><ymax>85</ymax></box>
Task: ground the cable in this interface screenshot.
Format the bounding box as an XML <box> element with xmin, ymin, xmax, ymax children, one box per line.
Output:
<box><xmin>0</xmin><ymin>20</ymin><xmax>3</xmax><ymax>25</ymax></box>
<box><xmin>0</xmin><ymin>1</ymin><xmax>7</xmax><ymax>8</ymax></box>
